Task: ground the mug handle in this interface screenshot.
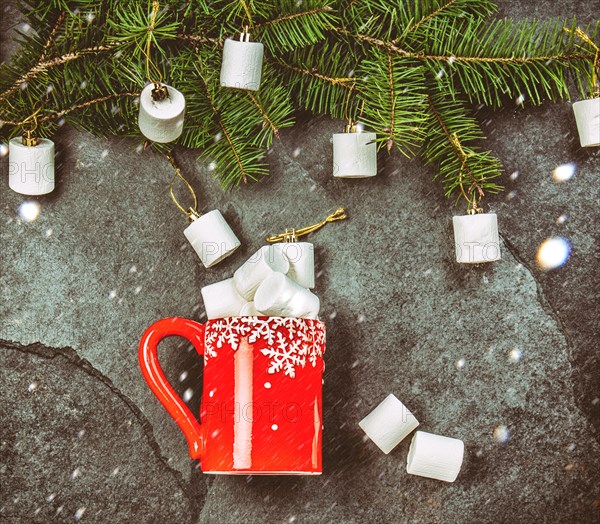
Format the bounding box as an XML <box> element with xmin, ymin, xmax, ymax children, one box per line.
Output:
<box><xmin>138</xmin><ymin>317</ymin><xmax>205</xmax><ymax>460</ymax></box>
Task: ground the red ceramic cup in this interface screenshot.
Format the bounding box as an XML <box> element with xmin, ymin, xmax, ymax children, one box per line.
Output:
<box><xmin>139</xmin><ymin>316</ymin><xmax>326</xmax><ymax>475</ymax></box>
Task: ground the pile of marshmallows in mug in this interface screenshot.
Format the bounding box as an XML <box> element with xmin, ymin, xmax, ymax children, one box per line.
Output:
<box><xmin>201</xmin><ymin>243</ymin><xmax>319</xmax><ymax>320</ymax></box>
<box><xmin>359</xmin><ymin>394</ymin><xmax>464</xmax><ymax>482</ymax></box>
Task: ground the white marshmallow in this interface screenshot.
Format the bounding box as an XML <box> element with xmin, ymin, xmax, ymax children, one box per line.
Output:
<box><xmin>201</xmin><ymin>278</ymin><xmax>247</xmax><ymax>320</ymax></box>
<box><xmin>233</xmin><ymin>245</ymin><xmax>289</xmax><ymax>300</ymax></box>
<box><xmin>239</xmin><ymin>301</ymin><xmax>261</xmax><ymax>316</ymax></box>
<box><xmin>358</xmin><ymin>394</ymin><xmax>419</xmax><ymax>454</ymax></box>
<box><xmin>452</xmin><ymin>213</ymin><xmax>501</xmax><ymax>264</ymax></box>
<box><xmin>406</xmin><ymin>431</ymin><xmax>465</xmax><ymax>482</ymax></box>
<box><xmin>220</xmin><ymin>38</ymin><xmax>264</xmax><ymax>91</ymax></box>
<box><xmin>275</xmin><ymin>242</ymin><xmax>315</xmax><ymax>289</ymax></box>
<box><xmin>8</xmin><ymin>138</ymin><xmax>55</xmax><ymax>195</ymax></box>
<box><xmin>138</xmin><ymin>83</ymin><xmax>185</xmax><ymax>143</ymax></box>
<box><xmin>333</xmin><ymin>132</ymin><xmax>377</xmax><ymax>178</ymax></box>
<box><xmin>254</xmin><ymin>272</ymin><xmax>320</xmax><ymax>319</ymax></box>
<box><xmin>183</xmin><ymin>210</ymin><xmax>241</xmax><ymax>268</ymax></box>
<box><xmin>572</xmin><ymin>98</ymin><xmax>600</xmax><ymax>147</ymax></box>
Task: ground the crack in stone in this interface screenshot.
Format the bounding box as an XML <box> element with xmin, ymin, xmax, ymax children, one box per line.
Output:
<box><xmin>0</xmin><ymin>338</ymin><xmax>207</xmax><ymax>523</ymax></box>
<box><xmin>499</xmin><ymin>235</ymin><xmax>599</xmax><ymax>445</ymax></box>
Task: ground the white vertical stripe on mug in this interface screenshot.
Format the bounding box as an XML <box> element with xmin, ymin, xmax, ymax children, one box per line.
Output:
<box><xmin>233</xmin><ymin>338</ymin><xmax>253</xmax><ymax>469</ymax></box>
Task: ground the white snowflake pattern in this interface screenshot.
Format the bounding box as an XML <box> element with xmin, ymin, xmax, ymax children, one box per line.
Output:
<box><xmin>260</xmin><ymin>332</ymin><xmax>306</xmax><ymax>378</ymax></box>
<box><xmin>248</xmin><ymin>318</ymin><xmax>279</xmax><ymax>345</ymax></box>
<box><xmin>204</xmin><ymin>330</ymin><xmax>218</xmax><ymax>362</ymax></box>
<box><xmin>204</xmin><ymin>317</ymin><xmax>325</xmax><ymax>378</ymax></box>
<box><xmin>212</xmin><ymin>318</ymin><xmax>251</xmax><ymax>350</ymax></box>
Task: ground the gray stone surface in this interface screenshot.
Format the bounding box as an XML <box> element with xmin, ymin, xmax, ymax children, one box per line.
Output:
<box><xmin>1</xmin><ymin>1</ymin><xmax>599</xmax><ymax>523</ymax></box>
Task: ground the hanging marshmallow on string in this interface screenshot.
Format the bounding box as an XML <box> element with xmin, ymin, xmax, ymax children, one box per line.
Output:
<box><xmin>8</xmin><ymin>104</ymin><xmax>55</xmax><ymax>196</ymax></box>
<box><xmin>333</xmin><ymin>95</ymin><xmax>378</xmax><ymax>178</ymax></box>
<box><xmin>220</xmin><ymin>18</ymin><xmax>264</xmax><ymax>91</ymax></box>
<box><xmin>166</xmin><ymin>153</ymin><xmax>240</xmax><ymax>269</ymax></box>
<box><xmin>565</xmin><ymin>27</ymin><xmax>600</xmax><ymax>148</ymax></box>
<box><xmin>450</xmin><ymin>135</ymin><xmax>501</xmax><ymax>264</ymax></box>
<box><xmin>265</xmin><ymin>207</ymin><xmax>347</xmax><ymax>289</ymax></box>
<box><xmin>137</xmin><ymin>1</ymin><xmax>185</xmax><ymax>143</ymax></box>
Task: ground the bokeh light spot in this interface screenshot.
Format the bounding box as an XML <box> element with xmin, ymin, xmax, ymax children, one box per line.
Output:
<box><xmin>18</xmin><ymin>201</ymin><xmax>41</xmax><ymax>222</ymax></box>
<box><xmin>552</xmin><ymin>163</ymin><xmax>576</xmax><ymax>183</ymax></box>
<box><xmin>536</xmin><ymin>237</ymin><xmax>571</xmax><ymax>271</ymax></box>
<box><xmin>493</xmin><ymin>425</ymin><xmax>510</xmax><ymax>444</ymax></box>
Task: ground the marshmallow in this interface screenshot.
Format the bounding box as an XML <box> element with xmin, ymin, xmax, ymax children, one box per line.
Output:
<box><xmin>254</xmin><ymin>272</ymin><xmax>320</xmax><ymax>319</ymax></box>
<box><xmin>275</xmin><ymin>242</ymin><xmax>315</xmax><ymax>289</ymax></box>
<box><xmin>406</xmin><ymin>431</ymin><xmax>465</xmax><ymax>482</ymax></box>
<box><xmin>138</xmin><ymin>83</ymin><xmax>186</xmax><ymax>143</ymax></box>
<box><xmin>333</xmin><ymin>132</ymin><xmax>377</xmax><ymax>178</ymax></box>
<box><xmin>452</xmin><ymin>213</ymin><xmax>501</xmax><ymax>264</ymax></box>
<box><xmin>183</xmin><ymin>210</ymin><xmax>241</xmax><ymax>268</ymax></box>
<box><xmin>8</xmin><ymin>138</ymin><xmax>55</xmax><ymax>195</ymax></box>
<box><xmin>220</xmin><ymin>38</ymin><xmax>264</xmax><ymax>91</ymax></box>
<box><xmin>233</xmin><ymin>245</ymin><xmax>289</xmax><ymax>300</ymax></box>
<box><xmin>572</xmin><ymin>98</ymin><xmax>600</xmax><ymax>147</ymax></box>
<box><xmin>239</xmin><ymin>301</ymin><xmax>261</xmax><ymax>316</ymax></box>
<box><xmin>358</xmin><ymin>394</ymin><xmax>419</xmax><ymax>454</ymax></box>
<box><xmin>201</xmin><ymin>278</ymin><xmax>247</xmax><ymax>320</ymax></box>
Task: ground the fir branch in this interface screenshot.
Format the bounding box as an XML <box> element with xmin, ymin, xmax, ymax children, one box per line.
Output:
<box><xmin>356</xmin><ymin>48</ymin><xmax>427</xmax><ymax>155</ymax></box>
<box><xmin>424</xmin><ymin>89</ymin><xmax>502</xmax><ymax>204</ymax></box>
<box><xmin>253</xmin><ymin>4</ymin><xmax>336</xmax><ymax>50</ymax></box>
<box><xmin>255</xmin><ymin>6</ymin><xmax>333</xmax><ymax>29</ymax></box>
<box><xmin>427</xmin><ymin>96</ymin><xmax>484</xmax><ymax>199</ymax></box>
<box><xmin>40</xmin><ymin>10</ymin><xmax>67</xmax><ymax>60</ymax></box>
<box><xmin>43</xmin><ymin>92</ymin><xmax>140</xmax><ymax>122</ymax></box>
<box><xmin>406</xmin><ymin>0</ymin><xmax>460</xmax><ymax>35</ymax></box>
<box><xmin>247</xmin><ymin>92</ymin><xmax>280</xmax><ymax>139</ymax></box>
<box><xmin>0</xmin><ymin>43</ymin><xmax>118</xmax><ymax>104</ymax></box>
<box><xmin>386</xmin><ymin>52</ymin><xmax>395</xmax><ymax>151</ymax></box>
<box><xmin>273</xmin><ymin>61</ymin><xmax>355</xmax><ymax>87</ymax></box>
<box><xmin>177</xmin><ymin>33</ymin><xmax>222</xmax><ymax>47</ymax></box>
<box><xmin>195</xmin><ymin>60</ymin><xmax>254</xmax><ymax>185</ymax></box>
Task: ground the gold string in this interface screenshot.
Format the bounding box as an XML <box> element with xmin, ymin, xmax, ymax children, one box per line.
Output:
<box><xmin>564</xmin><ymin>26</ymin><xmax>600</xmax><ymax>97</ymax></box>
<box><xmin>239</xmin><ymin>0</ymin><xmax>253</xmax><ymax>29</ymax></box>
<box><xmin>450</xmin><ymin>133</ymin><xmax>482</xmax><ymax>214</ymax></box>
<box><xmin>20</xmin><ymin>103</ymin><xmax>44</xmax><ymax>145</ymax></box>
<box><xmin>265</xmin><ymin>208</ymin><xmax>348</xmax><ymax>243</ymax></box>
<box><xmin>145</xmin><ymin>1</ymin><xmax>164</xmax><ymax>86</ymax></box>
<box><xmin>165</xmin><ymin>153</ymin><xmax>201</xmax><ymax>220</ymax></box>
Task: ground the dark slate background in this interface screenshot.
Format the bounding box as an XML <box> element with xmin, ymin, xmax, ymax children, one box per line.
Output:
<box><xmin>1</xmin><ymin>1</ymin><xmax>599</xmax><ymax>523</ymax></box>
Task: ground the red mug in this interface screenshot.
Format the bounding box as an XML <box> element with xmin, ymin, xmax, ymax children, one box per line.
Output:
<box><xmin>139</xmin><ymin>316</ymin><xmax>326</xmax><ymax>475</ymax></box>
